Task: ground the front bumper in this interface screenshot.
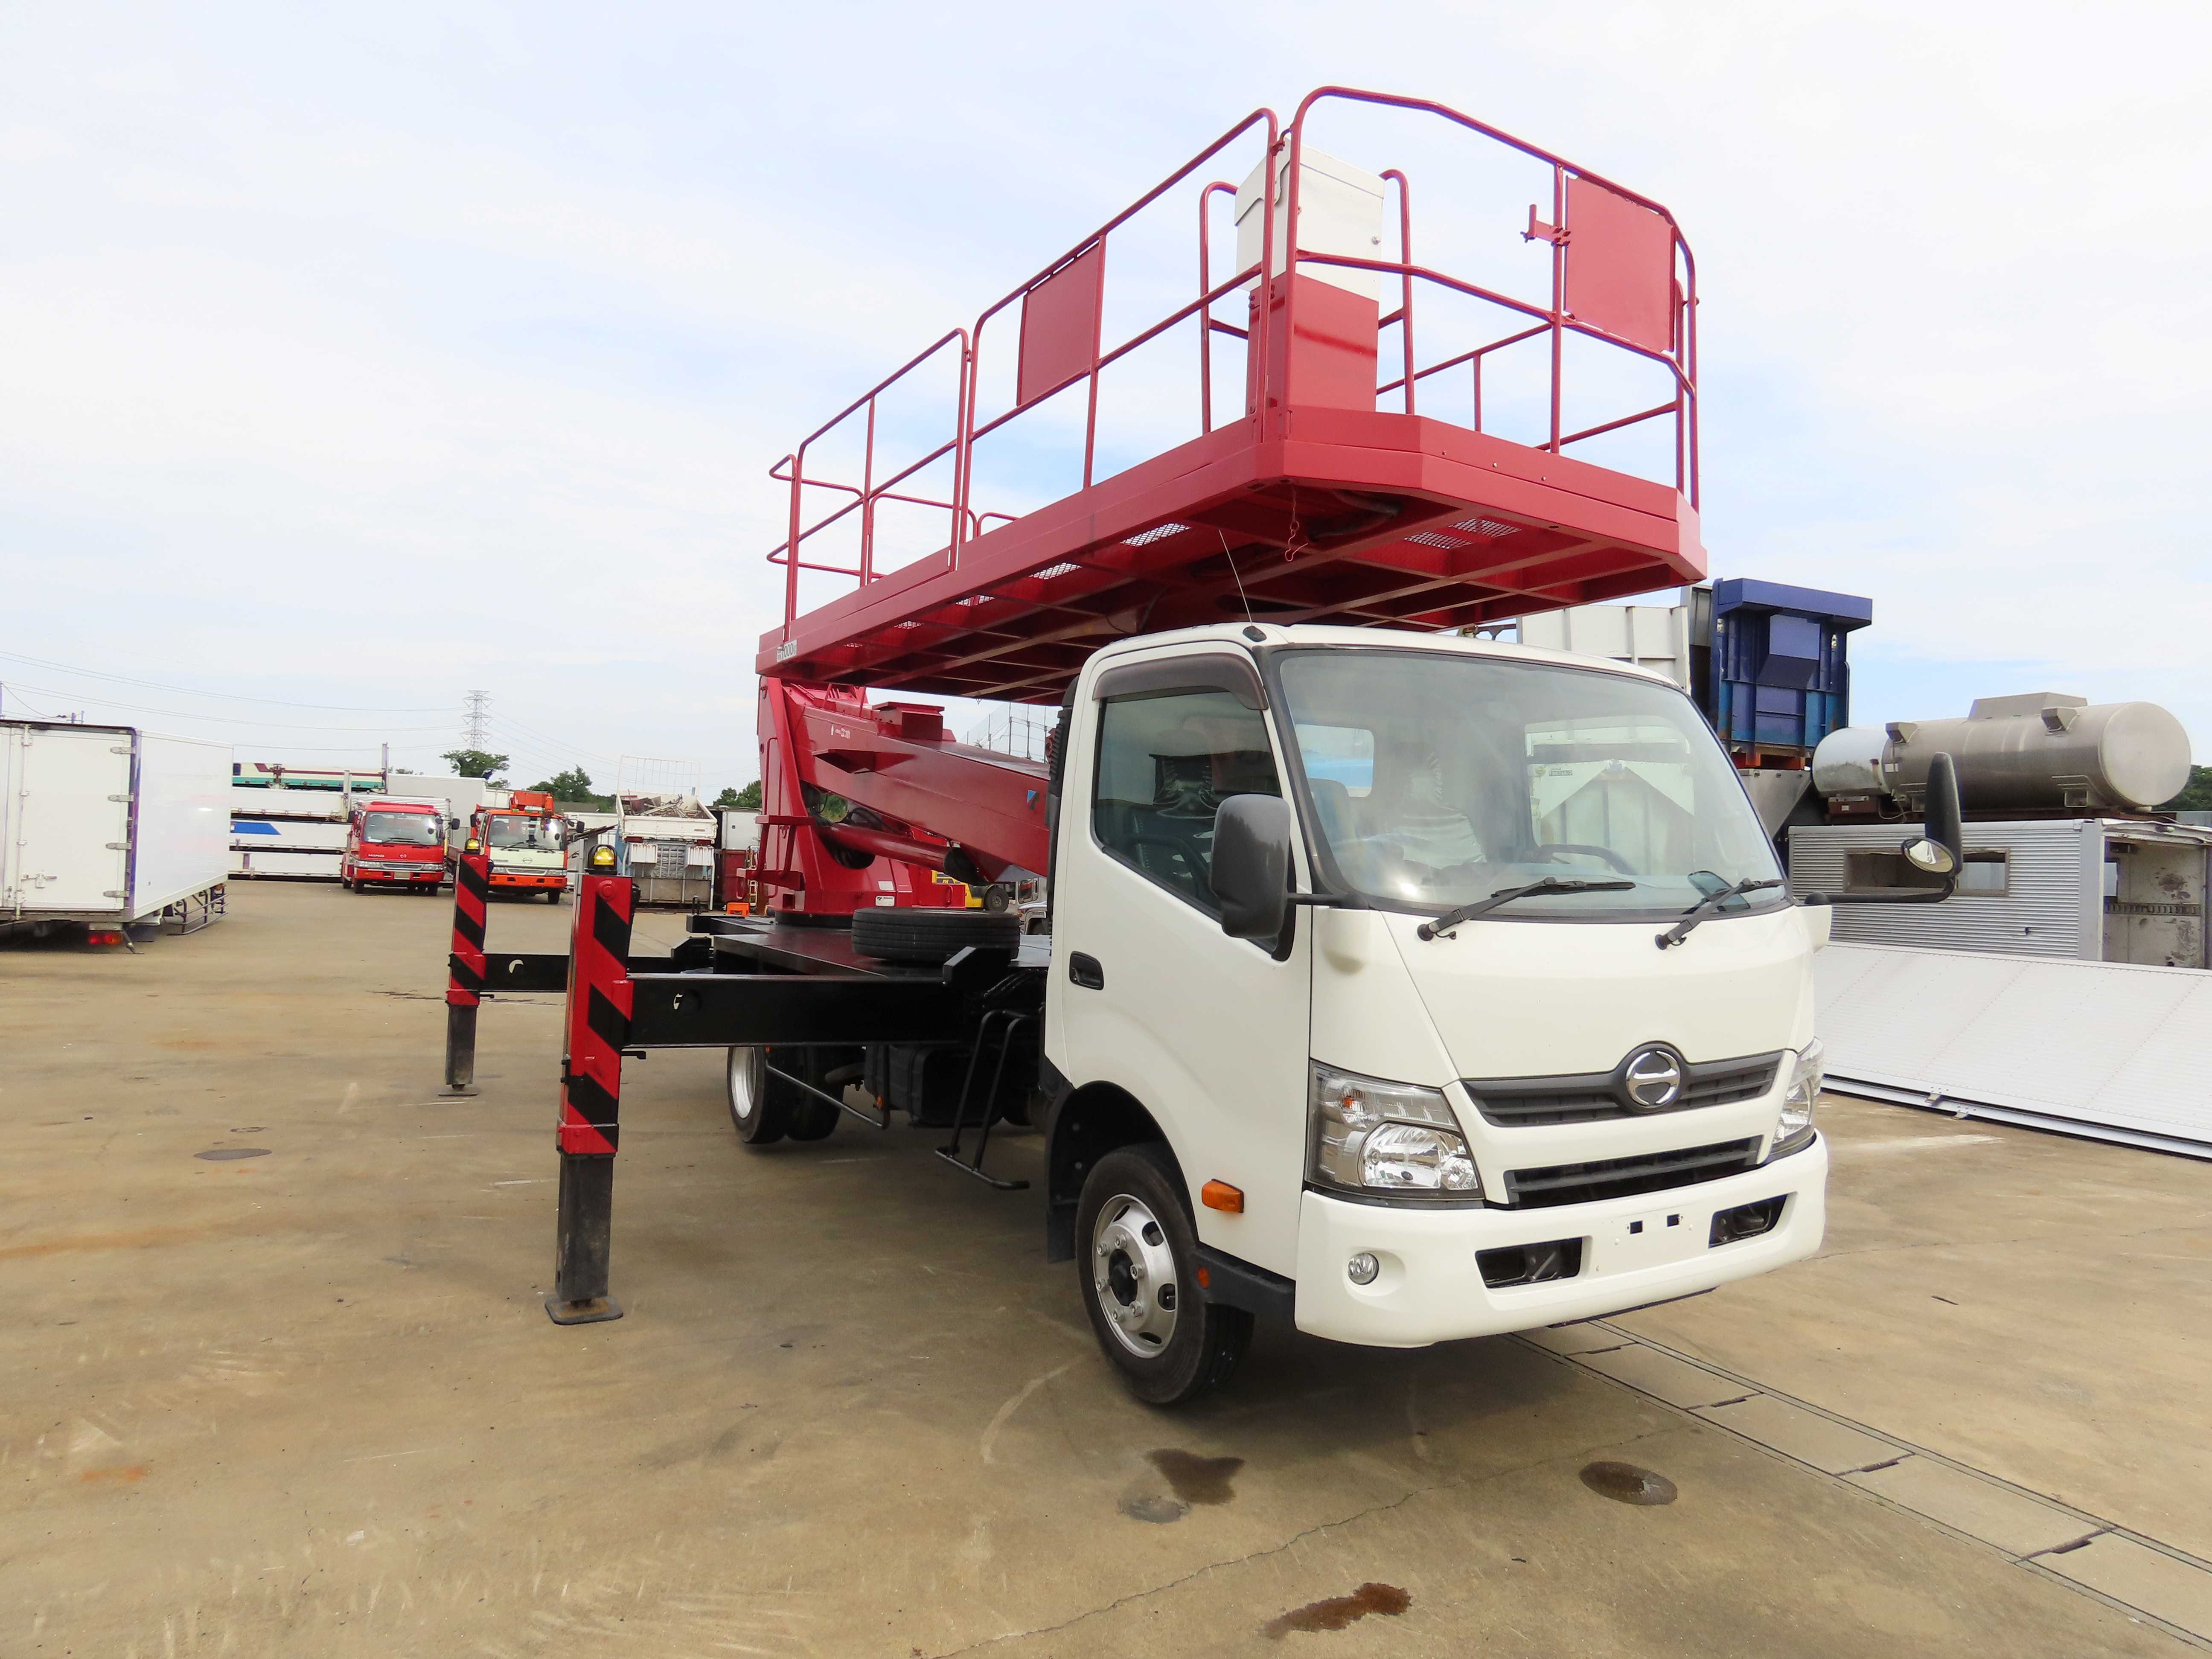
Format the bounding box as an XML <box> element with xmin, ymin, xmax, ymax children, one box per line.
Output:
<box><xmin>489</xmin><ymin>870</ymin><xmax>566</xmax><ymax>889</ymax></box>
<box><xmin>1292</xmin><ymin>1135</ymin><xmax>1827</xmax><ymax>1348</ymax></box>
<box><xmin>361</xmin><ymin>865</ymin><xmax>444</xmax><ymax>883</ymax></box>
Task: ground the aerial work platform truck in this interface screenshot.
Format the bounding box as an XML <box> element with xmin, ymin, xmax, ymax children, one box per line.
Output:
<box><xmin>471</xmin><ymin>90</ymin><xmax>1968</xmax><ymax>1403</ymax></box>
<box><xmin>464</xmin><ymin>789</ymin><xmax>569</xmax><ymax>901</ymax></box>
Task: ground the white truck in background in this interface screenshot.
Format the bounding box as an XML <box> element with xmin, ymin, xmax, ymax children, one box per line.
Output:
<box><xmin>2</xmin><ymin>720</ymin><xmax>230</xmax><ymax>944</ymax></box>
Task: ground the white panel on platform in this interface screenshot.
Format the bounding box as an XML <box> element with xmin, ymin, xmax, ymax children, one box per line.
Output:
<box><xmin>1815</xmin><ymin>942</ymin><xmax>2212</xmax><ymax>1157</ymax></box>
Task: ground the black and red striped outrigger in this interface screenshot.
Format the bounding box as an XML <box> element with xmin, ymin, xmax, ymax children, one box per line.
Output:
<box><xmin>545</xmin><ymin>871</ymin><xmax>633</xmax><ymax>1323</ymax></box>
<box><xmin>441</xmin><ymin>850</ymin><xmax>491</xmax><ymax>1096</ymax></box>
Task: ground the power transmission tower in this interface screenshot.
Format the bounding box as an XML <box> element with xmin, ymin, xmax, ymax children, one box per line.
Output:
<box><xmin>463</xmin><ymin>689</ymin><xmax>492</xmax><ymax>748</ymax></box>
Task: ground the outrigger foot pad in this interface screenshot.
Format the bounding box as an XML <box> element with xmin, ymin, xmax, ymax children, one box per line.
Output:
<box><xmin>544</xmin><ymin>1295</ymin><xmax>623</xmax><ymax>1325</ymax></box>
<box><xmin>442</xmin><ymin>1084</ymin><xmax>481</xmax><ymax>1097</ymax></box>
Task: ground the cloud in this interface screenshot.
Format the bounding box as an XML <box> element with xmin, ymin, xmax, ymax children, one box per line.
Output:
<box><xmin>3</xmin><ymin>0</ymin><xmax>2207</xmax><ymax>789</ymax></box>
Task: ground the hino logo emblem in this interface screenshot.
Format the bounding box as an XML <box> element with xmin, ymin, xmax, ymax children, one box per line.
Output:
<box><xmin>1621</xmin><ymin>1045</ymin><xmax>1685</xmax><ymax>1112</ymax></box>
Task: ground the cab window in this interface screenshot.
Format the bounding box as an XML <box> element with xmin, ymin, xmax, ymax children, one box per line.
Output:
<box><xmin>361</xmin><ymin>812</ymin><xmax>442</xmax><ymax>846</ymax></box>
<box><xmin>1092</xmin><ymin>688</ymin><xmax>1279</xmax><ymax>914</ymax></box>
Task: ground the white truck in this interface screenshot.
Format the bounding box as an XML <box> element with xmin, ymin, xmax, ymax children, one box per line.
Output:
<box><xmin>2</xmin><ymin>720</ymin><xmax>230</xmax><ymax>944</ymax></box>
<box><xmin>1027</xmin><ymin>626</ymin><xmax>1960</xmax><ymax>1400</ymax></box>
<box><xmin>522</xmin><ymin>623</ymin><xmax>1969</xmax><ymax>1400</ymax></box>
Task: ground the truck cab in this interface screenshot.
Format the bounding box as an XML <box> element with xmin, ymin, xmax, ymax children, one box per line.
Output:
<box><xmin>342</xmin><ymin>799</ymin><xmax>449</xmax><ymax>894</ymax></box>
<box><xmin>1042</xmin><ymin>624</ymin><xmax>1831</xmax><ymax>1398</ymax></box>
<box><xmin>469</xmin><ymin>792</ymin><xmax>569</xmax><ymax>901</ymax></box>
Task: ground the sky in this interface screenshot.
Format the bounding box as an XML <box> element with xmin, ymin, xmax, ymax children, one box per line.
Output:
<box><xmin>4</xmin><ymin>0</ymin><xmax>2208</xmax><ymax>794</ymax></box>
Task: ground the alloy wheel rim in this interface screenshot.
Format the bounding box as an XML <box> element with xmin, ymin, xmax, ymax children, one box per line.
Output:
<box><xmin>1091</xmin><ymin>1194</ymin><xmax>1179</xmax><ymax>1357</ymax></box>
<box><xmin>728</xmin><ymin>1047</ymin><xmax>763</xmax><ymax>1123</ymax></box>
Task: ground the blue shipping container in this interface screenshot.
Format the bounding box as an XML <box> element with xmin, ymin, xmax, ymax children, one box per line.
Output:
<box><xmin>1707</xmin><ymin>579</ymin><xmax>1872</xmax><ymax>754</ymax></box>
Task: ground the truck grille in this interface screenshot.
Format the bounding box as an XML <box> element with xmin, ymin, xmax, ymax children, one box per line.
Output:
<box><xmin>1466</xmin><ymin>1052</ymin><xmax>1781</xmax><ymax>1127</ymax></box>
<box><xmin>1501</xmin><ymin>1138</ymin><xmax>1762</xmax><ymax>1209</ymax></box>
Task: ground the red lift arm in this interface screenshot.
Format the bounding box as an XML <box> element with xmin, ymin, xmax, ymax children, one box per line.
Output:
<box><xmin>753</xmin><ymin>89</ymin><xmax>1705</xmax><ymax>919</ymax></box>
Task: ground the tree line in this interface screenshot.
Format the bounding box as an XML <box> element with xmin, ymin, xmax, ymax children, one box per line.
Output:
<box><xmin>435</xmin><ymin>751</ymin><xmax>758</xmax><ymax>811</ymax></box>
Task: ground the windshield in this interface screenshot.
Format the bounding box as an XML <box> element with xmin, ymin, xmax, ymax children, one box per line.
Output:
<box><xmin>485</xmin><ymin>814</ymin><xmax>565</xmax><ymax>851</ymax></box>
<box><xmin>362</xmin><ymin>811</ymin><xmax>443</xmax><ymax>847</ymax></box>
<box><xmin>1275</xmin><ymin>648</ymin><xmax>1784</xmax><ymax>923</ymax></box>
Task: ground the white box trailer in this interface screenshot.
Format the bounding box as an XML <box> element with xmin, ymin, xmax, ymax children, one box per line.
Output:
<box><xmin>1</xmin><ymin>721</ymin><xmax>230</xmax><ymax>940</ymax></box>
<box><xmin>230</xmin><ymin>777</ymin><xmax>350</xmax><ymax>881</ymax></box>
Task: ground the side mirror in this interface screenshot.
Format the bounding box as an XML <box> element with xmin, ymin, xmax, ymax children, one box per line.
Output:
<box><xmin>1921</xmin><ymin>750</ymin><xmax>1964</xmax><ymax>868</ymax></box>
<box><xmin>1211</xmin><ymin>795</ymin><xmax>1292</xmax><ymax>941</ymax></box>
<box><xmin>1900</xmin><ymin>836</ymin><xmax>1957</xmax><ymax>876</ymax></box>
<box><xmin>1799</xmin><ymin>750</ymin><xmax>1965</xmax><ymax>908</ymax></box>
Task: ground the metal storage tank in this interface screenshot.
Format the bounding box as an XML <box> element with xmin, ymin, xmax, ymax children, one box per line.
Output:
<box><xmin>1815</xmin><ymin>694</ymin><xmax>2193</xmax><ymax>813</ymax></box>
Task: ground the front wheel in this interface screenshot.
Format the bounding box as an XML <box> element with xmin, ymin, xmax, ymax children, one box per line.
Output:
<box><xmin>1075</xmin><ymin>1144</ymin><xmax>1252</xmax><ymax>1406</ymax></box>
<box><xmin>726</xmin><ymin>1045</ymin><xmax>789</xmax><ymax>1145</ymax></box>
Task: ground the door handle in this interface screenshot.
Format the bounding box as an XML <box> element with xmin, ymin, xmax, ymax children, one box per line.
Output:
<box><xmin>1068</xmin><ymin>951</ymin><xmax>1105</xmax><ymax>990</ymax></box>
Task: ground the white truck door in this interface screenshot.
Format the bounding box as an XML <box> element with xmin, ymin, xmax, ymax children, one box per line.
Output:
<box><xmin>9</xmin><ymin>725</ymin><xmax>134</xmax><ymax>915</ymax></box>
<box><xmin>1053</xmin><ymin>658</ymin><xmax>1311</xmax><ymax>1279</ymax></box>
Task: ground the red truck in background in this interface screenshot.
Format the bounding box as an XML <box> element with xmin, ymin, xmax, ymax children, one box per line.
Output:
<box><xmin>341</xmin><ymin>798</ymin><xmax>449</xmax><ymax>894</ymax></box>
<box><xmin>465</xmin><ymin>789</ymin><xmax>570</xmax><ymax>902</ymax></box>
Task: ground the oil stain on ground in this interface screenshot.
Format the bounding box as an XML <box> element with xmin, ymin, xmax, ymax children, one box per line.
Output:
<box><xmin>1262</xmin><ymin>1583</ymin><xmax>1411</xmax><ymax>1639</ymax></box>
<box><xmin>1580</xmin><ymin>1460</ymin><xmax>1678</xmax><ymax>1505</ymax></box>
<box><xmin>195</xmin><ymin>1148</ymin><xmax>271</xmax><ymax>1161</ymax></box>
<box><xmin>1117</xmin><ymin>1449</ymin><xmax>1245</xmax><ymax>1524</ymax></box>
<box><xmin>1148</xmin><ymin>1448</ymin><xmax>1243</xmax><ymax>1505</ymax></box>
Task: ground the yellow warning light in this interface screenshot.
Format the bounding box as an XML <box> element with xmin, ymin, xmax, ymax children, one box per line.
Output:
<box><xmin>464</xmin><ymin>836</ymin><xmax>482</xmax><ymax>853</ymax></box>
<box><xmin>588</xmin><ymin>844</ymin><xmax>617</xmax><ymax>871</ymax></box>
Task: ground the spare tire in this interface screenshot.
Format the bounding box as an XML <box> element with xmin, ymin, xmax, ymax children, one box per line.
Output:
<box><xmin>850</xmin><ymin>905</ymin><xmax>1022</xmax><ymax>966</ymax></box>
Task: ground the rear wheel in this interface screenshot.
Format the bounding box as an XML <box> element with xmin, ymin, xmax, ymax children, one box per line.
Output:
<box><xmin>773</xmin><ymin>1049</ymin><xmax>844</xmax><ymax>1142</ymax></box>
<box><xmin>726</xmin><ymin>1045</ymin><xmax>789</xmax><ymax>1145</ymax></box>
<box><xmin>1075</xmin><ymin>1144</ymin><xmax>1252</xmax><ymax>1406</ymax></box>
<box><xmin>850</xmin><ymin>905</ymin><xmax>1022</xmax><ymax>966</ymax></box>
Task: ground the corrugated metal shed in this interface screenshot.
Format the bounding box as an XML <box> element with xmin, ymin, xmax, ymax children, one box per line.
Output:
<box><xmin>1816</xmin><ymin>943</ymin><xmax>2212</xmax><ymax>1158</ymax></box>
<box><xmin>1789</xmin><ymin>819</ymin><xmax>2100</xmax><ymax>958</ymax></box>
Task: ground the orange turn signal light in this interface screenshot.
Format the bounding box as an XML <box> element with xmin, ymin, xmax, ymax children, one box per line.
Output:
<box><xmin>1201</xmin><ymin>1179</ymin><xmax>1244</xmax><ymax>1214</ymax></box>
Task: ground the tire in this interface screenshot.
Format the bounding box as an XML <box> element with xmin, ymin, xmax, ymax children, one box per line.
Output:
<box><xmin>772</xmin><ymin>1049</ymin><xmax>843</xmax><ymax>1143</ymax></box>
<box><xmin>1075</xmin><ymin>1144</ymin><xmax>1252</xmax><ymax>1406</ymax></box>
<box><xmin>981</xmin><ymin>885</ymin><xmax>1011</xmax><ymax>913</ymax></box>
<box><xmin>726</xmin><ymin>1045</ymin><xmax>789</xmax><ymax>1145</ymax></box>
<box><xmin>850</xmin><ymin>905</ymin><xmax>1021</xmax><ymax>966</ymax></box>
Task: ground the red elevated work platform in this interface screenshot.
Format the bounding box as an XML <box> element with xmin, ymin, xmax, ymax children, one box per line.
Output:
<box><xmin>759</xmin><ymin>89</ymin><xmax>1703</xmax><ymax>703</ymax></box>
<box><xmin>752</xmin><ymin>88</ymin><xmax>1706</xmax><ymax>915</ymax></box>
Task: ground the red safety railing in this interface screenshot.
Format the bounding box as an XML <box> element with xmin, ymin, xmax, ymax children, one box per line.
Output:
<box><xmin>1286</xmin><ymin>87</ymin><xmax>1699</xmax><ymax>495</ymax></box>
<box><xmin>768</xmin><ymin>88</ymin><xmax>1698</xmax><ymax>631</ymax></box>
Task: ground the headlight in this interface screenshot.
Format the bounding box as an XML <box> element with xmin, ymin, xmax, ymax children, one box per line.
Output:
<box><xmin>1308</xmin><ymin>1062</ymin><xmax>1482</xmax><ymax>1205</ymax></box>
<box><xmin>1771</xmin><ymin>1039</ymin><xmax>1825</xmax><ymax>1158</ymax></box>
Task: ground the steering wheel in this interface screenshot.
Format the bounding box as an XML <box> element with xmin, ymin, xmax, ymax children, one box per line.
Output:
<box><xmin>1532</xmin><ymin>842</ymin><xmax>1639</xmax><ymax>876</ymax></box>
<box><xmin>1126</xmin><ymin>835</ymin><xmax>1204</xmax><ymax>898</ymax></box>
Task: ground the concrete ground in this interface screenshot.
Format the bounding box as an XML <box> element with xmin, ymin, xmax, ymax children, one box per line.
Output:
<box><xmin>5</xmin><ymin>879</ymin><xmax>2209</xmax><ymax>1656</ymax></box>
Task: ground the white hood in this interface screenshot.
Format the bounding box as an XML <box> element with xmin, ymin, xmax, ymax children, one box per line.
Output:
<box><xmin>1310</xmin><ymin>904</ymin><xmax>1819</xmax><ymax>1086</ymax></box>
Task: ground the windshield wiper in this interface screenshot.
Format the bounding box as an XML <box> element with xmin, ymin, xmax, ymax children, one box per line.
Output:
<box><xmin>1654</xmin><ymin>875</ymin><xmax>1786</xmax><ymax>950</ymax></box>
<box><xmin>1416</xmin><ymin>876</ymin><xmax>1636</xmax><ymax>941</ymax></box>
